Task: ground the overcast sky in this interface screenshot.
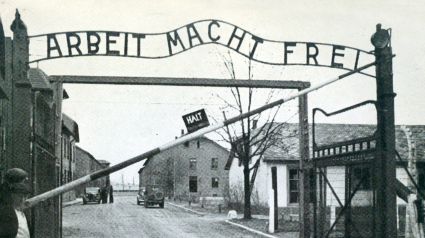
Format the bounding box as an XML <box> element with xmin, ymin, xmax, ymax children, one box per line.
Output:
<box><xmin>1</xmin><ymin>0</ymin><xmax>424</xmax><ymax>184</ymax></box>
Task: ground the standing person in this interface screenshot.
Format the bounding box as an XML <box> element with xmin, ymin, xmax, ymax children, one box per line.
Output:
<box><xmin>101</xmin><ymin>186</ymin><xmax>108</xmax><ymax>204</ymax></box>
<box><xmin>0</xmin><ymin>168</ymin><xmax>31</xmax><ymax>238</ymax></box>
<box><xmin>109</xmin><ymin>185</ymin><xmax>114</xmax><ymax>203</ymax></box>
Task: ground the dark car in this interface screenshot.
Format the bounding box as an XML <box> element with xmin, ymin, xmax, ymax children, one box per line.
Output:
<box><xmin>140</xmin><ymin>185</ymin><xmax>164</xmax><ymax>208</ymax></box>
<box><xmin>83</xmin><ymin>187</ymin><xmax>101</xmax><ymax>204</ymax></box>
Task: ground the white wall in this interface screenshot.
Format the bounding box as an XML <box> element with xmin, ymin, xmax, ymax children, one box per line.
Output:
<box><xmin>229</xmin><ymin>154</ymin><xmax>290</xmax><ymax>207</ymax></box>
<box><xmin>396</xmin><ymin>167</ymin><xmax>409</xmax><ymax>205</ymax></box>
<box><xmin>326</xmin><ymin>166</ymin><xmax>346</xmax><ymax>206</ymax></box>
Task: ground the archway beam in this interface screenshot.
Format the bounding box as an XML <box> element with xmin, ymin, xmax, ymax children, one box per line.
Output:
<box><xmin>49</xmin><ymin>75</ymin><xmax>310</xmax><ymax>89</ymax></box>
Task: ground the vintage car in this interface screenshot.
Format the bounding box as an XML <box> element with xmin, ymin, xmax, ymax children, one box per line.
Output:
<box><xmin>138</xmin><ymin>185</ymin><xmax>164</xmax><ymax>208</ymax></box>
<box><xmin>83</xmin><ymin>187</ymin><xmax>101</xmax><ymax>204</ymax></box>
<box><xmin>137</xmin><ymin>187</ymin><xmax>146</xmax><ymax>205</ymax></box>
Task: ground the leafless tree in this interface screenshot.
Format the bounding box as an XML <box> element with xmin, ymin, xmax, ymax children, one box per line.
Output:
<box><xmin>214</xmin><ymin>51</ymin><xmax>298</xmax><ymax>219</ymax></box>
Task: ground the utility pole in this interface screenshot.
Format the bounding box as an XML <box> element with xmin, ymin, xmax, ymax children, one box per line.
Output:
<box><xmin>122</xmin><ymin>174</ymin><xmax>124</xmax><ymax>192</ymax></box>
<box><xmin>173</xmin><ymin>157</ymin><xmax>176</xmax><ymax>199</ymax></box>
<box><xmin>371</xmin><ymin>23</ymin><xmax>397</xmax><ymax>238</ymax></box>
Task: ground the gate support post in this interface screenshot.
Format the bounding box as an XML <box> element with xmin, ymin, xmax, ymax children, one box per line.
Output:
<box><xmin>299</xmin><ymin>93</ymin><xmax>310</xmax><ymax>237</ymax></box>
<box><xmin>372</xmin><ymin>23</ymin><xmax>397</xmax><ymax>238</ymax></box>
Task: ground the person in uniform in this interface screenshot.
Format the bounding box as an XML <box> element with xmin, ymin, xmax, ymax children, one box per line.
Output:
<box><xmin>101</xmin><ymin>186</ymin><xmax>108</xmax><ymax>204</ymax></box>
<box><xmin>0</xmin><ymin>168</ymin><xmax>31</xmax><ymax>238</ymax></box>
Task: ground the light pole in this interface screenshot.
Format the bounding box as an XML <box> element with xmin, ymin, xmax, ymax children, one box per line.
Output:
<box><xmin>371</xmin><ymin>23</ymin><xmax>397</xmax><ymax>238</ymax></box>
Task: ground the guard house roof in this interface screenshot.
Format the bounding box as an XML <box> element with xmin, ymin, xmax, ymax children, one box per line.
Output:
<box><xmin>225</xmin><ymin>122</ymin><xmax>425</xmax><ymax>167</ymax></box>
<box><xmin>62</xmin><ymin>113</ymin><xmax>80</xmax><ymax>142</ymax></box>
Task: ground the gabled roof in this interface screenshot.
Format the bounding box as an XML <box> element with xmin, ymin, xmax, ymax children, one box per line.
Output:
<box><xmin>141</xmin><ymin>135</ymin><xmax>229</xmax><ymax>169</ymax></box>
<box><xmin>28</xmin><ymin>68</ymin><xmax>51</xmax><ymax>90</ymax></box>
<box><xmin>76</xmin><ymin>146</ymin><xmax>100</xmax><ymax>165</ymax></box>
<box><xmin>62</xmin><ymin>113</ymin><xmax>80</xmax><ymax>142</ymax></box>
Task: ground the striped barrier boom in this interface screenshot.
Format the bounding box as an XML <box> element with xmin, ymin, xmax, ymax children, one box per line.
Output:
<box><xmin>24</xmin><ymin>56</ymin><xmax>392</xmax><ymax>209</ymax></box>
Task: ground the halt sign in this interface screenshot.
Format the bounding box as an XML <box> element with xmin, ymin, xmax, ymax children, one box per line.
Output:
<box><xmin>182</xmin><ymin>109</ymin><xmax>210</xmax><ymax>133</ymax></box>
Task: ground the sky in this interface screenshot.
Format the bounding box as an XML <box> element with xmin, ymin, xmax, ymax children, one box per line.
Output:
<box><xmin>1</xmin><ymin>0</ymin><xmax>425</xmax><ymax>184</ymax></box>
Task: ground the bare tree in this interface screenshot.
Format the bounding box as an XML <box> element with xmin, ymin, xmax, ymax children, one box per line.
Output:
<box><xmin>214</xmin><ymin>51</ymin><xmax>297</xmax><ymax>219</ymax></box>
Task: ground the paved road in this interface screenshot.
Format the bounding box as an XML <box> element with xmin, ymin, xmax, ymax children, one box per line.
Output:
<box><xmin>63</xmin><ymin>194</ymin><xmax>265</xmax><ymax>238</ymax></box>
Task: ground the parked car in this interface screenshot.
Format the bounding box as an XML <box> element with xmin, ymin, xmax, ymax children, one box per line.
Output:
<box><xmin>137</xmin><ymin>187</ymin><xmax>146</xmax><ymax>205</ymax></box>
<box><xmin>139</xmin><ymin>185</ymin><xmax>165</xmax><ymax>208</ymax></box>
<box><xmin>83</xmin><ymin>187</ymin><xmax>101</xmax><ymax>204</ymax></box>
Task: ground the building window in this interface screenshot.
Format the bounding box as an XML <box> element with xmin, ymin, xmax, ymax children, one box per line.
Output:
<box><xmin>197</xmin><ymin>141</ymin><xmax>200</xmax><ymax>148</ymax></box>
<box><xmin>351</xmin><ymin>166</ymin><xmax>371</xmax><ymax>190</ymax></box>
<box><xmin>212</xmin><ymin>177</ymin><xmax>219</xmax><ymax>188</ymax></box>
<box><xmin>189</xmin><ymin>158</ymin><xmax>197</xmax><ymax>170</ymax></box>
<box><xmin>184</xmin><ymin>141</ymin><xmax>189</xmax><ymax>147</ymax></box>
<box><xmin>189</xmin><ymin>176</ymin><xmax>197</xmax><ymax>192</ymax></box>
<box><xmin>289</xmin><ymin>168</ymin><xmax>299</xmax><ymax>204</ymax></box>
<box><xmin>211</xmin><ymin>158</ymin><xmax>218</xmax><ymax>169</ymax></box>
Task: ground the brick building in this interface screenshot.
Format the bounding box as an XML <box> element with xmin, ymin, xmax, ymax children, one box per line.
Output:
<box><xmin>139</xmin><ymin>135</ymin><xmax>230</xmax><ymax>204</ymax></box>
<box><xmin>74</xmin><ymin>147</ymin><xmax>110</xmax><ymax>197</ymax></box>
<box><xmin>61</xmin><ymin>113</ymin><xmax>79</xmax><ymax>202</ymax></box>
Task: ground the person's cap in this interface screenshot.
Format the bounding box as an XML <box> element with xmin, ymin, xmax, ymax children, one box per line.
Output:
<box><xmin>10</xmin><ymin>183</ymin><xmax>31</xmax><ymax>194</ymax></box>
<box><xmin>5</xmin><ymin>168</ymin><xmax>28</xmax><ymax>184</ymax></box>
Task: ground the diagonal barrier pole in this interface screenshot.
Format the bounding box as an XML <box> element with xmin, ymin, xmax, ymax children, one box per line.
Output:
<box><xmin>24</xmin><ymin>57</ymin><xmax>392</xmax><ymax>209</ymax></box>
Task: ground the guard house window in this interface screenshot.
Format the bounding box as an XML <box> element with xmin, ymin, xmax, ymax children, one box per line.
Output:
<box><xmin>189</xmin><ymin>158</ymin><xmax>197</xmax><ymax>170</ymax></box>
<box><xmin>189</xmin><ymin>176</ymin><xmax>197</xmax><ymax>193</ymax></box>
<box><xmin>212</xmin><ymin>177</ymin><xmax>219</xmax><ymax>188</ymax></box>
<box><xmin>352</xmin><ymin>166</ymin><xmax>371</xmax><ymax>190</ymax></box>
<box><xmin>289</xmin><ymin>168</ymin><xmax>299</xmax><ymax>204</ymax></box>
<box><xmin>211</xmin><ymin>158</ymin><xmax>218</xmax><ymax>170</ymax></box>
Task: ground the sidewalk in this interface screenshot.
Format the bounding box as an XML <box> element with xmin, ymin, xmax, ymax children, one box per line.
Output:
<box><xmin>167</xmin><ymin>199</ymin><xmax>299</xmax><ymax>238</ymax></box>
<box><xmin>62</xmin><ymin>198</ymin><xmax>83</xmax><ymax>207</ymax></box>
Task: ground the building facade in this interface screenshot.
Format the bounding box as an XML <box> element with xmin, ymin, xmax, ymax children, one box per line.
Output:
<box><xmin>74</xmin><ymin>146</ymin><xmax>109</xmax><ymax>197</ymax></box>
<box><xmin>139</xmin><ymin>135</ymin><xmax>230</xmax><ymax>204</ymax></box>
<box><xmin>0</xmin><ymin>13</ymin><xmax>63</xmax><ymax>237</ymax></box>
<box><xmin>61</xmin><ymin>113</ymin><xmax>79</xmax><ymax>202</ymax></box>
<box><xmin>226</xmin><ymin>122</ymin><xmax>425</xmax><ymax>230</ymax></box>
<box><xmin>0</xmin><ymin>12</ymin><xmax>111</xmax><ymax>237</ymax></box>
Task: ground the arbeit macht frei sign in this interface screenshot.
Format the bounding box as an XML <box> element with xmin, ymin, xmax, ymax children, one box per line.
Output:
<box><xmin>28</xmin><ymin>20</ymin><xmax>375</xmax><ymax>76</ymax></box>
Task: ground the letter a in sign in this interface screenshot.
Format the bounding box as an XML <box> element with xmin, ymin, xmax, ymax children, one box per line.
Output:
<box><xmin>182</xmin><ymin>109</ymin><xmax>210</xmax><ymax>133</ymax></box>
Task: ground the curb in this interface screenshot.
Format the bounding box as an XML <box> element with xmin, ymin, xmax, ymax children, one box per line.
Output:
<box><xmin>224</xmin><ymin>220</ymin><xmax>278</xmax><ymax>238</ymax></box>
<box><xmin>62</xmin><ymin>199</ymin><xmax>83</xmax><ymax>208</ymax></box>
<box><xmin>167</xmin><ymin>202</ymin><xmax>207</xmax><ymax>215</ymax></box>
<box><xmin>169</xmin><ymin>202</ymin><xmax>277</xmax><ymax>238</ymax></box>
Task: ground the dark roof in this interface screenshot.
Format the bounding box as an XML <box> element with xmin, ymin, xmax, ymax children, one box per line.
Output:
<box><xmin>28</xmin><ymin>68</ymin><xmax>51</xmax><ymax>90</ymax></box>
<box><xmin>62</xmin><ymin>113</ymin><xmax>80</xmax><ymax>142</ymax></box>
<box><xmin>97</xmin><ymin>160</ymin><xmax>110</xmax><ymax>165</ymax></box>
<box><xmin>313</xmin><ymin>123</ymin><xmax>376</xmax><ymax>148</ymax></box>
<box><xmin>226</xmin><ymin>122</ymin><xmax>425</xmax><ymax>165</ymax></box>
